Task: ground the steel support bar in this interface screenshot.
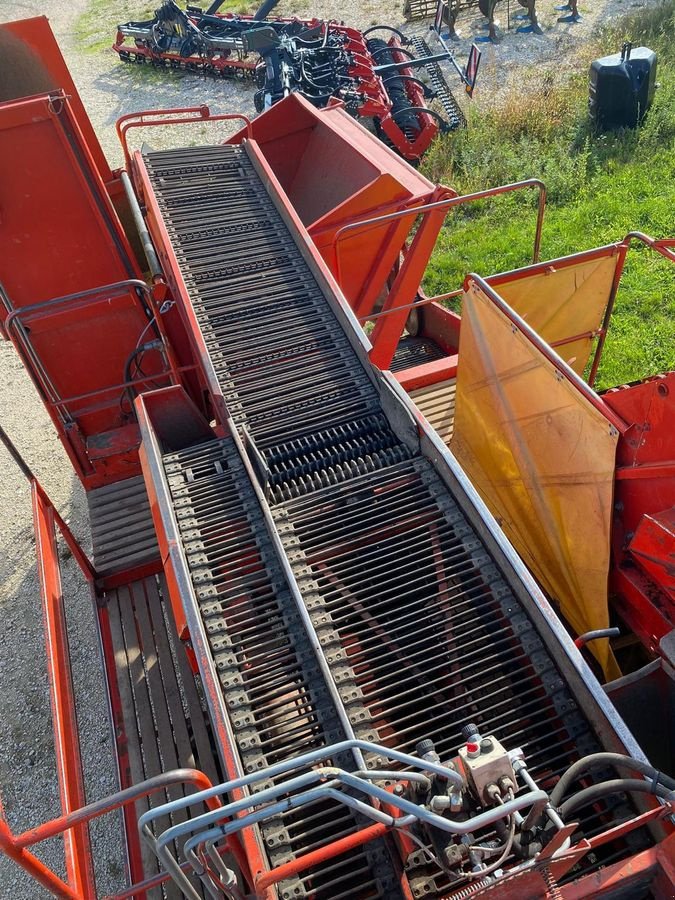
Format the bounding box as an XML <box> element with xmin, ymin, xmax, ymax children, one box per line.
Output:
<box><xmin>16</xmin><ymin>769</ymin><xmax>218</xmax><ymax>848</ymax></box>
<box><xmin>32</xmin><ymin>483</ymin><xmax>96</xmax><ymax>898</ymax></box>
<box><xmin>370</xmin><ymin>191</ymin><xmax>452</xmax><ymax>369</ymax></box>
<box><xmin>253</xmin><ymin>822</ymin><xmax>390</xmax><ymax>892</ymax></box>
<box><xmin>374</xmin><ymin>51</ymin><xmax>452</xmax><ymax>74</ymax></box>
<box><xmin>0</xmin><ymin>815</ymin><xmax>79</xmax><ymax>900</ymax></box>
<box><xmin>332</xmin><ymin>178</ymin><xmax>547</xmax><ymax>302</ymax></box>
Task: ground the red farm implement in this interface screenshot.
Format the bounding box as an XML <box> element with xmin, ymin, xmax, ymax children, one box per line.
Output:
<box><xmin>0</xmin><ymin>15</ymin><xmax>673</xmax><ymax>900</ymax></box>
<box><xmin>112</xmin><ymin>0</ymin><xmax>480</xmax><ymax>162</ymax></box>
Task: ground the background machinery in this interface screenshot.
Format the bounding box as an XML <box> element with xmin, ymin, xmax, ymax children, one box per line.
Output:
<box><xmin>0</xmin><ymin>14</ymin><xmax>673</xmax><ymax>900</ymax></box>
<box><xmin>113</xmin><ymin>0</ymin><xmax>479</xmax><ymax>161</ymax></box>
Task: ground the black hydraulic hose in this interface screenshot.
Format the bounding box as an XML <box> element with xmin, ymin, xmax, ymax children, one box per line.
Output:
<box><xmin>560</xmin><ymin>779</ymin><xmax>674</xmax><ymax>821</ymax></box>
<box><xmin>253</xmin><ymin>0</ymin><xmax>280</xmax><ymax>20</ymax></box>
<box><xmin>551</xmin><ymin>753</ymin><xmax>675</xmax><ymax>808</ymax></box>
<box><xmin>363</xmin><ymin>24</ymin><xmax>409</xmax><ymax>44</ymax></box>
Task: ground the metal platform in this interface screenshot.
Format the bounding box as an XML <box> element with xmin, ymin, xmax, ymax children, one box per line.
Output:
<box><xmin>410</xmin><ymin>378</ymin><xmax>457</xmax><ymax>443</ymax></box>
<box><xmin>100</xmin><ymin>574</ymin><xmax>221</xmax><ymax>897</ymax></box>
<box><xmin>136</xmin><ymin>141</ymin><xmax>650</xmax><ymax>897</ymax></box>
<box><xmin>390</xmin><ymin>336</ymin><xmax>447</xmax><ymax>372</ymax></box>
<box><xmin>87</xmin><ymin>476</ymin><xmax>160</xmax><ymax>580</ymax></box>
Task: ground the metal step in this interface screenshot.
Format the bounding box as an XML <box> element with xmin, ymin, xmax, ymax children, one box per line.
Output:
<box><xmin>410</xmin><ymin>378</ymin><xmax>457</xmax><ymax>443</ymax></box>
<box><xmin>87</xmin><ymin>476</ymin><xmax>160</xmax><ymax>579</ymax></box>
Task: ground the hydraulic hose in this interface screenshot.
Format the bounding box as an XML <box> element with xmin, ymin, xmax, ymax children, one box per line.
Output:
<box><xmin>253</xmin><ymin>0</ymin><xmax>280</xmax><ymax>20</ymax></box>
<box><xmin>560</xmin><ymin>778</ymin><xmax>675</xmax><ymax>821</ymax></box>
<box><xmin>551</xmin><ymin>753</ymin><xmax>675</xmax><ymax>808</ymax></box>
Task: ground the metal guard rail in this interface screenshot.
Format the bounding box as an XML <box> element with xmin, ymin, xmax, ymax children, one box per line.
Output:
<box><xmin>330</xmin><ymin>178</ymin><xmax>547</xmax><ymax>287</ymax></box>
<box><xmin>116</xmin><ymin>106</ymin><xmax>252</xmax><ymax>173</ymax></box>
<box><xmin>0</xmin><ymin>426</ymin><xmax>237</xmax><ymax>899</ymax></box>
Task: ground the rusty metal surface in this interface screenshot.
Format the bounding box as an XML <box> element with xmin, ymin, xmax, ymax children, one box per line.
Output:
<box><xmin>135</xmin><ymin>141</ymin><xmax>653</xmax><ymax>897</ymax></box>
<box><xmin>87</xmin><ymin>476</ymin><xmax>160</xmax><ymax>579</ymax></box>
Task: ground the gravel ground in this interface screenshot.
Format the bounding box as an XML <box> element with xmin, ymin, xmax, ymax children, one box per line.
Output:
<box><xmin>0</xmin><ymin>0</ymin><xmax>663</xmax><ymax>896</ymax></box>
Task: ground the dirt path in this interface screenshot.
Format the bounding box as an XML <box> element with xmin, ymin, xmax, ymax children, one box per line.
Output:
<box><xmin>0</xmin><ymin>0</ymin><xmax>662</xmax><ymax>895</ymax></box>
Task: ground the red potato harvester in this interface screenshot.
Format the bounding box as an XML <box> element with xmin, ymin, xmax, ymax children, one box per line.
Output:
<box><xmin>0</xmin><ymin>15</ymin><xmax>673</xmax><ymax>900</ymax></box>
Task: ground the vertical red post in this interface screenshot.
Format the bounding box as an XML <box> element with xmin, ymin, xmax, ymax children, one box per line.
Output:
<box><xmin>369</xmin><ymin>191</ymin><xmax>453</xmax><ymax>370</ymax></box>
<box><xmin>32</xmin><ymin>484</ymin><xmax>97</xmax><ymax>898</ymax></box>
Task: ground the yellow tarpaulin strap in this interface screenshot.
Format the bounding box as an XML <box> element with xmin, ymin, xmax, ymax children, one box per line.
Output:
<box><xmin>496</xmin><ymin>253</ymin><xmax>619</xmax><ymax>377</ymax></box>
<box><xmin>451</xmin><ymin>282</ymin><xmax>621</xmax><ymax>679</ymax></box>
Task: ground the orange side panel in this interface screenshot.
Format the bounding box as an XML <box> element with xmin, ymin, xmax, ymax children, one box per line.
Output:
<box><xmin>0</xmin><ymin>93</ymin><xmax>136</xmax><ymax>313</ymax></box>
<box><xmin>0</xmin><ymin>16</ymin><xmax>111</xmax><ymax>184</ymax></box>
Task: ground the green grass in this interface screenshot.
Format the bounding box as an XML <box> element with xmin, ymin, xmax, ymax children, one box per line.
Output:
<box><xmin>75</xmin><ymin>0</ymin><xmax>252</xmax><ymax>54</ymax></box>
<box><xmin>420</xmin><ymin>1</ymin><xmax>675</xmax><ymax>388</ymax></box>
<box><xmin>76</xmin><ymin>0</ymin><xmax>157</xmax><ymax>53</ymax></box>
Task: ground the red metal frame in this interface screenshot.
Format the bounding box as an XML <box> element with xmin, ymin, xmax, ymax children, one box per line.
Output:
<box><xmin>0</xmin><ymin>770</ymin><xmax>221</xmax><ymax>900</ymax></box>
<box><xmin>113</xmin><ymin>14</ymin><xmax>446</xmax><ymax>161</ymax></box>
<box><xmin>0</xmin><ymin>17</ymin><xmax>112</xmax><ymax>185</ymax></box>
<box><xmin>329</xmin><ymin>178</ymin><xmax>547</xmax><ymax>369</ymax></box>
<box><xmin>0</xmin><ymin>426</ymin><xmax>254</xmax><ymax>898</ymax></box>
<box><xmin>117</xmin><ymin>106</ymin><xmax>252</xmax><ymax>173</ymax></box>
<box><xmin>33</xmin><ymin>484</ymin><xmax>97</xmax><ymax>897</ymax></box>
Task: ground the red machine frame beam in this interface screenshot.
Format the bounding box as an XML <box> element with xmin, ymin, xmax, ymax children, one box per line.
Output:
<box><xmin>33</xmin><ymin>485</ymin><xmax>97</xmax><ymax>898</ymax></box>
<box><xmin>329</xmin><ymin>179</ymin><xmax>547</xmax><ymax>370</ymax></box>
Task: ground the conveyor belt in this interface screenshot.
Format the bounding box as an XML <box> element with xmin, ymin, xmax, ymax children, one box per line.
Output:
<box><xmin>163</xmin><ymin>437</ymin><xmax>397</xmax><ymax>899</ymax></box>
<box><xmin>141</xmin><ymin>143</ymin><xmax>647</xmax><ymax>896</ymax></box>
<box><xmin>391</xmin><ymin>336</ymin><xmax>447</xmax><ymax>372</ymax></box>
<box><xmin>144</xmin><ymin>146</ymin><xmax>381</xmax><ymax>458</ymax></box>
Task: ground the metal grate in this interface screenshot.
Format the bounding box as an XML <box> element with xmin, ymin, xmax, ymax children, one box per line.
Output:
<box><xmin>87</xmin><ymin>475</ymin><xmax>159</xmax><ymax>578</ymax></box>
<box><xmin>390</xmin><ymin>336</ymin><xmax>447</xmax><ymax>372</ymax></box>
<box><xmin>139</xmin><ymin>142</ymin><xmax>651</xmax><ymax>897</ymax></box>
<box><xmin>163</xmin><ymin>437</ymin><xmax>397</xmax><ymax>899</ymax></box>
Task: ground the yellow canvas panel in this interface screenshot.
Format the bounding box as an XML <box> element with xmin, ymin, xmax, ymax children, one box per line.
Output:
<box><xmin>451</xmin><ymin>282</ymin><xmax>620</xmax><ymax>678</ymax></box>
<box><xmin>497</xmin><ymin>253</ymin><xmax>619</xmax><ymax>377</ymax></box>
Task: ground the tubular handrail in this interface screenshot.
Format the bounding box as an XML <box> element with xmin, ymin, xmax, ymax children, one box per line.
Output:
<box><xmin>330</xmin><ymin>178</ymin><xmax>547</xmax><ymax>288</ymax></box>
<box><xmin>587</xmin><ymin>231</ymin><xmax>675</xmax><ymax>386</ymax></box>
<box><xmin>5</xmin><ymin>279</ymin><xmax>180</xmax><ymax>425</ymax></box>
<box><xmin>0</xmin><ymin>770</ymin><xmax>220</xmax><ymax>900</ymax></box>
<box><xmin>463</xmin><ymin>274</ymin><xmax>630</xmax><ymax>434</ymax></box>
<box><xmin>622</xmin><ymin>230</ymin><xmax>675</xmax><ymax>263</ymax></box>
<box><xmin>116</xmin><ymin>106</ymin><xmax>252</xmax><ymax>171</ymax></box>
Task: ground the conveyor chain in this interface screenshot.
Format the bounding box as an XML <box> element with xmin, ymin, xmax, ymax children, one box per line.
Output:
<box><xmin>410</xmin><ymin>36</ymin><xmax>466</xmax><ymax>130</ymax></box>
<box><xmin>141</xmin><ymin>142</ymin><xmax>645</xmax><ymax>896</ymax></box>
<box><xmin>163</xmin><ymin>438</ymin><xmax>397</xmax><ymax>898</ymax></box>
